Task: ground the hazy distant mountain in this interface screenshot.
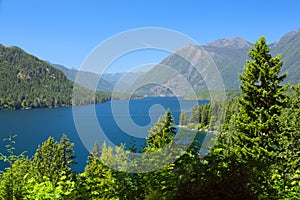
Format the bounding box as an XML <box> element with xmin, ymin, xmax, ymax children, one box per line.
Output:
<box><xmin>132</xmin><ymin>29</ymin><xmax>300</xmax><ymax>96</ymax></box>
<box><xmin>101</xmin><ymin>71</ymin><xmax>145</xmax><ymax>86</ymax></box>
<box><xmin>51</xmin><ymin>64</ymin><xmax>145</xmax><ymax>92</ymax></box>
<box><xmin>51</xmin><ymin>63</ymin><xmax>113</xmax><ymax>91</ymax></box>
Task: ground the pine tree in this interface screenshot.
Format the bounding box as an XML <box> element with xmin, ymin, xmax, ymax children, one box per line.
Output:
<box><xmin>238</xmin><ymin>36</ymin><xmax>288</xmax><ymax>135</ymax></box>
<box><xmin>189</xmin><ymin>105</ymin><xmax>200</xmax><ymax>124</ymax></box>
<box><xmin>231</xmin><ymin>36</ymin><xmax>288</xmax><ymax>196</ymax></box>
<box><xmin>60</xmin><ymin>134</ymin><xmax>76</xmax><ymax>178</ymax></box>
<box><xmin>88</xmin><ymin>140</ymin><xmax>101</xmax><ymax>163</ymax></box>
<box><xmin>179</xmin><ymin>112</ymin><xmax>188</xmax><ymax>126</ymax></box>
<box><xmin>146</xmin><ymin>109</ymin><xmax>176</xmax><ymax>149</ymax></box>
<box><xmin>30</xmin><ymin>136</ymin><xmax>76</xmax><ymax>186</ymax></box>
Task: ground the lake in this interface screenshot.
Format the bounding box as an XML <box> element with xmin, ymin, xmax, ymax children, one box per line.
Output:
<box><xmin>0</xmin><ymin>97</ymin><xmax>209</xmax><ymax>172</ymax></box>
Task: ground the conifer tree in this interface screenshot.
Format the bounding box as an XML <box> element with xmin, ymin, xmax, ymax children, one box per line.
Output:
<box><xmin>146</xmin><ymin>109</ymin><xmax>176</xmax><ymax>149</ymax></box>
<box><xmin>30</xmin><ymin>136</ymin><xmax>76</xmax><ymax>186</ymax></box>
<box><xmin>189</xmin><ymin>105</ymin><xmax>200</xmax><ymax>124</ymax></box>
<box><xmin>231</xmin><ymin>36</ymin><xmax>288</xmax><ymax>195</ymax></box>
<box><xmin>91</xmin><ymin>140</ymin><xmax>101</xmax><ymax>158</ymax></box>
<box><xmin>179</xmin><ymin>112</ymin><xmax>188</xmax><ymax>126</ymax></box>
<box><xmin>87</xmin><ymin>140</ymin><xmax>101</xmax><ymax>164</ymax></box>
<box><xmin>60</xmin><ymin>134</ymin><xmax>76</xmax><ymax>178</ymax></box>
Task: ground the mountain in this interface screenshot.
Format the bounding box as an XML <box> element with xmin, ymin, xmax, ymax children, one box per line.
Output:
<box><xmin>132</xmin><ymin>29</ymin><xmax>300</xmax><ymax>96</ymax></box>
<box><xmin>0</xmin><ymin>44</ymin><xmax>110</xmax><ymax>110</ymax></box>
<box><xmin>50</xmin><ymin>63</ymin><xmax>114</xmax><ymax>91</ymax></box>
<box><xmin>101</xmin><ymin>71</ymin><xmax>144</xmax><ymax>86</ymax></box>
<box><xmin>51</xmin><ymin>63</ymin><xmax>145</xmax><ymax>92</ymax></box>
<box><xmin>2</xmin><ymin>29</ymin><xmax>299</xmax><ymax>105</ymax></box>
<box><xmin>270</xmin><ymin>29</ymin><xmax>300</xmax><ymax>84</ymax></box>
<box><xmin>205</xmin><ymin>37</ymin><xmax>252</xmax><ymax>49</ymax></box>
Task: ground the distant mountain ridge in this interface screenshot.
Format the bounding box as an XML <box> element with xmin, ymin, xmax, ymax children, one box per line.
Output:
<box><xmin>205</xmin><ymin>37</ymin><xmax>252</xmax><ymax>49</ymax></box>
<box><xmin>1</xmin><ymin>28</ymin><xmax>299</xmax><ymax>102</ymax></box>
<box><xmin>50</xmin><ymin>63</ymin><xmax>145</xmax><ymax>92</ymax></box>
<box><xmin>50</xmin><ymin>63</ymin><xmax>114</xmax><ymax>91</ymax></box>
<box><xmin>132</xmin><ymin>28</ymin><xmax>300</xmax><ymax>96</ymax></box>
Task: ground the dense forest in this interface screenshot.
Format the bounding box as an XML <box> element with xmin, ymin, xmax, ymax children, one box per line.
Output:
<box><xmin>0</xmin><ymin>44</ymin><xmax>111</xmax><ymax>110</ymax></box>
<box><xmin>0</xmin><ymin>37</ymin><xmax>299</xmax><ymax>199</ymax></box>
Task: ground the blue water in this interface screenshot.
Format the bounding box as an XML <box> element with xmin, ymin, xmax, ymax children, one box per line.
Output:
<box><xmin>0</xmin><ymin>97</ymin><xmax>209</xmax><ymax>172</ymax></box>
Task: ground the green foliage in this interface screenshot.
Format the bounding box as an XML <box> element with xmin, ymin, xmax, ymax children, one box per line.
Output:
<box><xmin>29</xmin><ymin>135</ymin><xmax>76</xmax><ymax>187</ymax></box>
<box><xmin>270</xmin><ymin>84</ymin><xmax>300</xmax><ymax>198</ymax></box>
<box><xmin>146</xmin><ymin>109</ymin><xmax>176</xmax><ymax>149</ymax></box>
<box><xmin>0</xmin><ymin>44</ymin><xmax>111</xmax><ymax>110</ymax></box>
<box><xmin>23</xmin><ymin>172</ymin><xmax>76</xmax><ymax>200</ymax></box>
<box><xmin>271</xmin><ymin>29</ymin><xmax>300</xmax><ymax>85</ymax></box>
<box><xmin>0</xmin><ymin>157</ymin><xmax>31</xmax><ymax>200</ymax></box>
<box><xmin>88</xmin><ymin>140</ymin><xmax>101</xmax><ymax>162</ymax></box>
<box><xmin>60</xmin><ymin>134</ymin><xmax>77</xmax><ymax>178</ymax></box>
<box><xmin>186</xmin><ymin>90</ymin><xmax>241</xmax><ymax>101</ymax></box>
<box><xmin>179</xmin><ymin>112</ymin><xmax>188</xmax><ymax>126</ymax></box>
<box><xmin>188</xmin><ymin>103</ymin><xmax>211</xmax><ymax>130</ymax></box>
<box><xmin>0</xmin><ymin>135</ymin><xmax>77</xmax><ymax>199</ymax></box>
<box><xmin>0</xmin><ymin>134</ymin><xmax>27</xmax><ymax>166</ymax></box>
<box><xmin>0</xmin><ymin>134</ymin><xmax>28</xmax><ymax>200</ymax></box>
<box><xmin>216</xmin><ymin>36</ymin><xmax>292</xmax><ymax>197</ymax></box>
<box><xmin>234</xmin><ymin>36</ymin><xmax>288</xmax><ymax>163</ymax></box>
<box><xmin>0</xmin><ymin>44</ymin><xmax>72</xmax><ymax>109</ymax></box>
<box><xmin>0</xmin><ymin>36</ymin><xmax>300</xmax><ymax>199</ymax></box>
<box><xmin>78</xmin><ymin>158</ymin><xmax>119</xmax><ymax>199</ymax></box>
<box><xmin>78</xmin><ymin>142</ymin><xmax>135</xmax><ymax>199</ymax></box>
<box><xmin>189</xmin><ymin>105</ymin><xmax>200</xmax><ymax>124</ymax></box>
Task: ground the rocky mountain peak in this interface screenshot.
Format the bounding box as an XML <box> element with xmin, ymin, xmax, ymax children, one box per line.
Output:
<box><xmin>272</xmin><ymin>28</ymin><xmax>300</xmax><ymax>47</ymax></box>
<box><xmin>205</xmin><ymin>37</ymin><xmax>251</xmax><ymax>49</ymax></box>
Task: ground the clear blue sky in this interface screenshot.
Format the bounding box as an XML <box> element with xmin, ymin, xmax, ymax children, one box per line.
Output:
<box><xmin>0</xmin><ymin>0</ymin><xmax>299</xmax><ymax>72</ymax></box>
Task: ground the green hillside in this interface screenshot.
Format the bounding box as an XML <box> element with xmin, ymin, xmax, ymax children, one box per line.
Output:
<box><xmin>0</xmin><ymin>44</ymin><xmax>110</xmax><ymax>110</ymax></box>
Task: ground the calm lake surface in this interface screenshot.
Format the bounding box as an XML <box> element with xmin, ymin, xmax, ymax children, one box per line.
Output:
<box><xmin>0</xmin><ymin>97</ymin><xmax>209</xmax><ymax>172</ymax></box>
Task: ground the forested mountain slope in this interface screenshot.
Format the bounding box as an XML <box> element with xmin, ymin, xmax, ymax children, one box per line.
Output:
<box><xmin>0</xmin><ymin>44</ymin><xmax>110</xmax><ymax>110</ymax></box>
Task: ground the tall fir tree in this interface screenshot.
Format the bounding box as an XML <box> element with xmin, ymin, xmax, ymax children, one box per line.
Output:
<box><xmin>60</xmin><ymin>134</ymin><xmax>76</xmax><ymax>178</ymax></box>
<box><xmin>179</xmin><ymin>112</ymin><xmax>188</xmax><ymax>126</ymax></box>
<box><xmin>146</xmin><ymin>109</ymin><xmax>176</xmax><ymax>149</ymax></box>
<box><xmin>231</xmin><ymin>36</ymin><xmax>288</xmax><ymax>196</ymax></box>
<box><xmin>189</xmin><ymin>105</ymin><xmax>200</xmax><ymax>124</ymax></box>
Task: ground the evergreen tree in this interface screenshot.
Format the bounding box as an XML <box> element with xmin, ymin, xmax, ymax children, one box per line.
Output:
<box><xmin>60</xmin><ymin>135</ymin><xmax>76</xmax><ymax>167</ymax></box>
<box><xmin>90</xmin><ymin>140</ymin><xmax>101</xmax><ymax>159</ymax></box>
<box><xmin>179</xmin><ymin>112</ymin><xmax>188</xmax><ymax>126</ymax></box>
<box><xmin>189</xmin><ymin>105</ymin><xmax>200</xmax><ymax>124</ymax></box>
<box><xmin>30</xmin><ymin>136</ymin><xmax>76</xmax><ymax>186</ymax></box>
<box><xmin>78</xmin><ymin>158</ymin><xmax>118</xmax><ymax>199</ymax></box>
<box><xmin>60</xmin><ymin>134</ymin><xmax>76</xmax><ymax>179</ymax></box>
<box><xmin>146</xmin><ymin>109</ymin><xmax>176</xmax><ymax>149</ymax></box>
<box><xmin>87</xmin><ymin>140</ymin><xmax>102</xmax><ymax>164</ymax></box>
<box><xmin>272</xmin><ymin>84</ymin><xmax>300</xmax><ymax>198</ymax></box>
<box><xmin>231</xmin><ymin>36</ymin><xmax>288</xmax><ymax>196</ymax></box>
